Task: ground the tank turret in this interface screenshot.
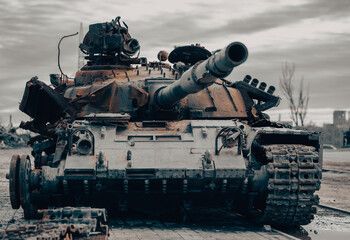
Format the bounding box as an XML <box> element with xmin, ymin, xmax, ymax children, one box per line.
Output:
<box><xmin>155</xmin><ymin>42</ymin><xmax>248</xmax><ymax>109</ymax></box>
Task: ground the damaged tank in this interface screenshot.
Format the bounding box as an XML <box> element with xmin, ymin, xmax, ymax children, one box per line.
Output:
<box><xmin>9</xmin><ymin>17</ymin><xmax>322</xmax><ymax>227</ymax></box>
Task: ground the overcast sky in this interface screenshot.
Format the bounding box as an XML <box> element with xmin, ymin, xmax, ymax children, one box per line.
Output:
<box><xmin>0</xmin><ymin>0</ymin><xmax>349</xmax><ymax>125</ymax></box>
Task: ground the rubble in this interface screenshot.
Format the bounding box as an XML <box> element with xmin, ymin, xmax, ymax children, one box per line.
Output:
<box><xmin>0</xmin><ymin>207</ymin><xmax>108</xmax><ymax>240</ymax></box>
<box><xmin>0</xmin><ymin>124</ymin><xmax>30</xmax><ymax>149</ymax></box>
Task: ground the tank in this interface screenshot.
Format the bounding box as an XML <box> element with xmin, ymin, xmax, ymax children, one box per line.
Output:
<box><xmin>9</xmin><ymin>17</ymin><xmax>322</xmax><ymax>227</ymax></box>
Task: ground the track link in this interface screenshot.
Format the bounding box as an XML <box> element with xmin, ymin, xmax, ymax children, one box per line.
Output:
<box><xmin>252</xmin><ymin>144</ymin><xmax>321</xmax><ymax>227</ymax></box>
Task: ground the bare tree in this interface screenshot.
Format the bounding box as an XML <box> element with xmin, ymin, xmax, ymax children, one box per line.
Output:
<box><xmin>279</xmin><ymin>62</ymin><xmax>309</xmax><ymax>126</ymax></box>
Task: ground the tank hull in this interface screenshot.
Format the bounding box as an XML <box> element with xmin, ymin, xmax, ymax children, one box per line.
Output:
<box><xmin>29</xmin><ymin>120</ymin><xmax>249</xmax><ymax>213</ymax></box>
<box><xmin>11</xmin><ymin>119</ymin><xmax>322</xmax><ymax>227</ymax></box>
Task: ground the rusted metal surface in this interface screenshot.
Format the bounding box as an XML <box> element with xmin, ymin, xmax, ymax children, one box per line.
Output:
<box><xmin>187</xmin><ymin>83</ymin><xmax>247</xmax><ymax>118</ymax></box>
<box><xmin>18</xmin><ymin>155</ymin><xmax>37</xmax><ymax>220</ymax></box>
<box><xmin>9</xmin><ymin>155</ymin><xmax>20</xmax><ymax>209</ymax></box>
<box><xmin>157</xmin><ymin>50</ymin><xmax>168</xmax><ymax>62</ymax></box>
<box><xmin>12</xmin><ymin>16</ymin><xmax>323</xmax><ymax>231</ymax></box>
<box><xmin>0</xmin><ymin>207</ymin><xmax>108</xmax><ymax>240</ymax></box>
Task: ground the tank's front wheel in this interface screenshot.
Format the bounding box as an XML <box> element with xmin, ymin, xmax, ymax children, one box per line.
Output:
<box><xmin>18</xmin><ymin>155</ymin><xmax>39</xmax><ymax>219</ymax></box>
<box><xmin>9</xmin><ymin>155</ymin><xmax>21</xmax><ymax>209</ymax></box>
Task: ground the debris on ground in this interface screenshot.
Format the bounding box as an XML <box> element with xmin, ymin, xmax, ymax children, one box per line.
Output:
<box><xmin>0</xmin><ymin>207</ymin><xmax>108</xmax><ymax>240</ymax></box>
<box><xmin>0</xmin><ymin>124</ymin><xmax>30</xmax><ymax>149</ymax></box>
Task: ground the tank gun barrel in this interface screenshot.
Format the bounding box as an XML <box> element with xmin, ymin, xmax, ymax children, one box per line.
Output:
<box><xmin>156</xmin><ymin>42</ymin><xmax>248</xmax><ymax>109</ymax></box>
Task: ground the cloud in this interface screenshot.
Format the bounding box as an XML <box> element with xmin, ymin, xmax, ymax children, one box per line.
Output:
<box><xmin>0</xmin><ymin>0</ymin><xmax>349</xmax><ymax>126</ymax></box>
<box><xmin>218</xmin><ymin>0</ymin><xmax>350</xmax><ymax>35</ymax></box>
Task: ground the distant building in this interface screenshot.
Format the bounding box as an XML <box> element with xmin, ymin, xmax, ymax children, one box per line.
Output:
<box><xmin>333</xmin><ymin>110</ymin><xmax>347</xmax><ymax>126</ymax></box>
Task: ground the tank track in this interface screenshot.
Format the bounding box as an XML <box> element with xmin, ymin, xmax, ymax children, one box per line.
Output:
<box><xmin>252</xmin><ymin>144</ymin><xmax>321</xmax><ymax>227</ymax></box>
